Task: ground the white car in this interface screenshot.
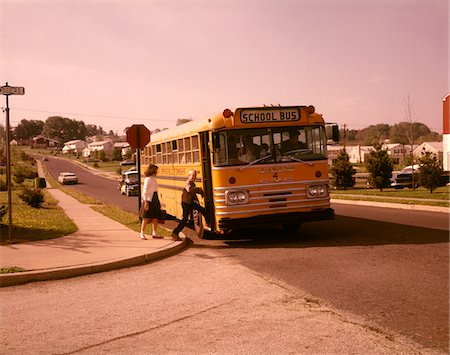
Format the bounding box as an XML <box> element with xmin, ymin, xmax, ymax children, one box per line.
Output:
<box><xmin>58</xmin><ymin>172</ymin><xmax>78</xmax><ymax>185</ymax></box>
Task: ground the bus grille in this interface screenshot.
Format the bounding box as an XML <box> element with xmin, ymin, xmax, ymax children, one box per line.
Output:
<box><xmin>213</xmin><ymin>180</ymin><xmax>330</xmax><ymax>217</ymax></box>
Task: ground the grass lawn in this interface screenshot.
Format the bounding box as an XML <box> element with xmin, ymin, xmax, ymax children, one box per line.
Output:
<box><xmin>331</xmin><ymin>186</ymin><xmax>450</xmax><ymax>207</ymax></box>
<box><xmin>0</xmin><ymin>188</ymin><xmax>78</xmax><ymax>243</ymax></box>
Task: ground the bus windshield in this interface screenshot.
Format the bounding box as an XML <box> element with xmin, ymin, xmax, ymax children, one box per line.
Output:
<box><xmin>212</xmin><ymin>125</ymin><xmax>327</xmax><ymax>167</ymax></box>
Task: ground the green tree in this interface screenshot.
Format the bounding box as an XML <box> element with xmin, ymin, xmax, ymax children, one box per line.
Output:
<box><xmin>14</xmin><ymin>119</ymin><xmax>45</xmax><ymax>141</ymax></box>
<box><xmin>86</xmin><ymin>124</ymin><xmax>104</xmax><ymax>137</ymax></box>
<box><xmin>418</xmin><ymin>152</ymin><xmax>443</xmax><ymax>193</ymax></box>
<box><xmin>112</xmin><ymin>149</ymin><xmax>122</xmax><ymax>161</ymax></box>
<box><xmin>176</xmin><ymin>118</ymin><xmax>192</xmax><ymax>126</ymax></box>
<box><xmin>98</xmin><ymin>150</ymin><xmax>107</xmax><ymax>162</ymax></box>
<box><xmin>356</xmin><ymin>124</ymin><xmax>390</xmax><ymax>145</ymax></box>
<box><xmin>42</xmin><ymin>116</ymin><xmax>87</xmax><ymax>142</ymax></box>
<box><xmin>390</xmin><ymin>121</ymin><xmax>437</xmax><ymax>145</ymax></box>
<box><xmin>330</xmin><ymin>149</ymin><xmax>356</xmax><ymax>190</ymax></box>
<box><xmin>365</xmin><ymin>143</ymin><xmax>394</xmax><ymax>191</ymax></box>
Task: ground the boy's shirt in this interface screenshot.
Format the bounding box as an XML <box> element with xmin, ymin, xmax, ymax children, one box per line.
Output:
<box><xmin>182</xmin><ymin>181</ymin><xmax>201</xmax><ymax>204</ymax></box>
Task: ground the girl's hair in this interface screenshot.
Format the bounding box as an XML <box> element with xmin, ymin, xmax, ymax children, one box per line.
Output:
<box><xmin>145</xmin><ymin>164</ymin><xmax>158</xmax><ymax>176</ymax></box>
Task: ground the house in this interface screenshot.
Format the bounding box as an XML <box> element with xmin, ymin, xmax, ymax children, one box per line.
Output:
<box><xmin>381</xmin><ymin>143</ymin><xmax>414</xmax><ymax>165</ymax></box>
<box><xmin>113</xmin><ymin>142</ymin><xmax>131</xmax><ymax>157</ymax></box>
<box><xmin>32</xmin><ymin>135</ymin><xmax>60</xmax><ymax>149</ymax></box>
<box><xmin>62</xmin><ymin>140</ymin><xmax>88</xmax><ymax>154</ymax></box>
<box><xmin>81</xmin><ymin>147</ymin><xmax>91</xmax><ymax>158</ymax></box>
<box><xmin>347</xmin><ymin>145</ymin><xmax>373</xmax><ymax>164</ymax></box>
<box><xmin>327</xmin><ymin>145</ymin><xmax>350</xmax><ymax>166</ymax></box>
<box><xmin>334</xmin><ymin>144</ymin><xmax>415</xmax><ymax>164</ymax></box>
<box><xmin>327</xmin><ymin>145</ymin><xmax>374</xmax><ymax>164</ymax></box>
<box><xmin>87</xmin><ymin>140</ymin><xmax>114</xmax><ymax>154</ymax></box>
<box><xmin>413</xmin><ymin>142</ymin><xmax>443</xmax><ymax>164</ymax></box>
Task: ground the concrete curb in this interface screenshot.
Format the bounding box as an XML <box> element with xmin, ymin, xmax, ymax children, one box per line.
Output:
<box><xmin>331</xmin><ymin>198</ymin><xmax>450</xmax><ymax>213</ymax></box>
<box><xmin>0</xmin><ymin>237</ymin><xmax>187</xmax><ymax>287</ymax></box>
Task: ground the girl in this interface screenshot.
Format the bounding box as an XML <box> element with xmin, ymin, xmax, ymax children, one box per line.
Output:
<box><xmin>139</xmin><ymin>164</ymin><xmax>163</xmax><ymax>239</ymax></box>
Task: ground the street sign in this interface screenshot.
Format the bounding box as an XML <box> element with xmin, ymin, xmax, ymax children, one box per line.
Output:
<box><xmin>126</xmin><ymin>124</ymin><xmax>151</xmax><ymax>149</ymax></box>
<box><xmin>0</xmin><ymin>86</ymin><xmax>25</xmax><ymax>95</ymax></box>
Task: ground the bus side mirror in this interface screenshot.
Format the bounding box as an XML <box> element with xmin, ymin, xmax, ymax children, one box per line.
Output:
<box><xmin>326</xmin><ymin>123</ymin><xmax>339</xmax><ymax>143</ymax></box>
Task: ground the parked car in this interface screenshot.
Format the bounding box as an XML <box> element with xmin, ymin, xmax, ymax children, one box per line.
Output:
<box><xmin>391</xmin><ymin>165</ymin><xmax>420</xmax><ymax>189</ymax></box>
<box><xmin>439</xmin><ymin>171</ymin><xmax>450</xmax><ymax>186</ymax></box>
<box><xmin>119</xmin><ymin>170</ymin><xmax>139</xmax><ymax>196</ymax></box>
<box><xmin>58</xmin><ymin>172</ymin><xmax>78</xmax><ymax>185</ymax></box>
<box><xmin>120</xmin><ymin>159</ymin><xmax>135</xmax><ymax>166</ymax></box>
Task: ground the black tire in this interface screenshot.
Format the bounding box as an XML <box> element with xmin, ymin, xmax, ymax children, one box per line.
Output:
<box><xmin>192</xmin><ymin>209</ymin><xmax>205</xmax><ymax>239</ymax></box>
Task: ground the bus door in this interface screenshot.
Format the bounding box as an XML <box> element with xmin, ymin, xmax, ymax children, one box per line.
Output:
<box><xmin>199</xmin><ymin>131</ymin><xmax>215</xmax><ymax>229</ymax></box>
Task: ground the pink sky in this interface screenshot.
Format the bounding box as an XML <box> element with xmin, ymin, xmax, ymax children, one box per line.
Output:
<box><xmin>1</xmin><ymin>0</ymin><xmax>448</xmax><ymax>134</ymax></box>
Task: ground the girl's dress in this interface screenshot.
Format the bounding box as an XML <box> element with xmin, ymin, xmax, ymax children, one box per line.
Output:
<box><xmin>139</xmin><ymin>176</ymin><xmax>163</xmax><ymax>219</ymax></box>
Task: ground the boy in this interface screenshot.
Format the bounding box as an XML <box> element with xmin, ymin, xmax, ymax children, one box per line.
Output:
<box><xmin>171</xmin><ymin>170</ymin><xmax>209</xmax><ymax>240</ymax></box>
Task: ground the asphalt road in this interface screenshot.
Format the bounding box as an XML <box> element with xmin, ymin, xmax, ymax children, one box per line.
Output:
<box><xmin>44</xmin><ymin>156</ymin><xmax>141</xmax><ymax>214</ymax></box>
<box><xmin>43</xmin><ymin>157</ymin><xmax>449</xmax><ymax>352</ymax></box>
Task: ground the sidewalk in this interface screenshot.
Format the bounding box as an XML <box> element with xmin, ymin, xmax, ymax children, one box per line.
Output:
<box><xmin>0</xmin><ymin>162</ymin><xmax>186</xmax><ymax>287</ymax></box>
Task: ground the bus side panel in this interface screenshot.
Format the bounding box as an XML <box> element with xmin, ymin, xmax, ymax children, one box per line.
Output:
<box><xmin>157</xmin><ymin>164</ymin><xmax>203</xmax><ymax>220</ymax></box>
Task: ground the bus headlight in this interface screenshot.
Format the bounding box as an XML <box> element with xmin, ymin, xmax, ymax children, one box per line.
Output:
<box><xmin>225</xmin><ymin>190</ymin><xmax>249</xmax><ymax>205</ymax></box>
<box><xmin>307</xmin><ymin>184</ymin><xmax>327</xmax><ymax>198</ymax></box>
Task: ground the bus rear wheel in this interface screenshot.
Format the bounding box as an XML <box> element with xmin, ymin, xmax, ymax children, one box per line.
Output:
<box><xmin>192</xmin><ymin>210</ymin><xmax>205</xmax><ymax>239</ymax></box>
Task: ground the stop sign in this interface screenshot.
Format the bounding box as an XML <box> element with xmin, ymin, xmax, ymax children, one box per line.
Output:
<box><xmin>126</xmin><ymin>124</ymin><xmax>151</xmax><ymax>149</ymax></box>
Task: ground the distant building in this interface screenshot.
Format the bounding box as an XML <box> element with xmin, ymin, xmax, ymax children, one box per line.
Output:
<box><xmin>87</xmin><ymin>140</ymin><xmax>114</xmax><ymax>154</ymax></box>
<box><xmin>413</xmin><ymin>142</ymin><xmax>444</xmax><ymax>164</ymax></box>
<box><xmin>326</xmin><ymin>145</ymin><xmax>347</xmax><ymax>166</ymax></box>
<box><xmin>347</xmin><ymin>145</ymin><xmax>373</xmax><ymax>164</ymax></box>
<box><xmin>328</xmin><ymin>143</ymin><xmax>415</xmax><ymax>165</ymax></box>
<box><xmin>62</xmin><ymin>140</ymin><xmax>88</xmax><ymax>154</ymax></box>
<box><xmin>443</xmin><ymin>93</ymin><xmax>450</xmax><ymax>171</ymax></box>
<box><xmin>32</xmin><ymin>135</ymin><xmax>60</xmax><ymax>149</ymax></box>
<box><xmin>81</xmin><ymin>147</ymin><xmax>91</xmax><ymax>158</ymax></box>
<box><xmin>382</xmin><ymin>143</ymin><xmax>413</xmax><ymax>165</ymax></box>
<box><xmin>113</xmin><ymin>141</ymin><xmax>131</xmax><ymax>157</ymax></box>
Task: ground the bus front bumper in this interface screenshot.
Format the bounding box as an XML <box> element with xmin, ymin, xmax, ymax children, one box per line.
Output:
<box><xmin>217</xmin><ymin>208</ymin><xmax>334</xmax><ymax>232</ymax></box>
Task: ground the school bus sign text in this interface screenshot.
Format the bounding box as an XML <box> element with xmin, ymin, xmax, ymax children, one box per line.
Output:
<box><xmin>240</xmin><ymin>108</ymin><xmax>300</xmax><ymax>123</ymax></box>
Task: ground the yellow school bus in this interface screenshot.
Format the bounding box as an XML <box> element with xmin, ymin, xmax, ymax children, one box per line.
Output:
<box><xmin>142</xmin><ymin>105</ymin><xmax>339</xmax><ymax>237</ymax></box>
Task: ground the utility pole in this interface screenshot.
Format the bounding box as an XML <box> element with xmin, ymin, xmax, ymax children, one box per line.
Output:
<box><xmin>1</xmin><ymin>83</ymin><xmax>25</xmax><ymax>242</ymax></box>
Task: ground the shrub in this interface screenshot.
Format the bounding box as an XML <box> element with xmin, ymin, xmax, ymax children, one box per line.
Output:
<box><xmin>13</xmin><ymin>174</ymin><xmax>25</xmax><ymax>184</ymax></box>
<box><xmin>0</xmin><ymin>205</ymin><xmax>7</xmax><ymax>224</ymax></box>
<box><xmin>18</xmin><ymin>186</ymin><xmax>45</xmax><ymax>208</ymax></box>
<box><xmin>0</xmin><ymin>178</ymin><xmax>7</xmax><ymax>191</ymax></box>
<box><xmin>419</xmin><ymin>152</ymin><xmax>443</xmax><ymax>193</ymax></box>
<box><xmin>330</xmin><ymin>149</ymin><xmax>356</xmax><ymax>189</ymax></box>
<box><xmin>365</xmin><ymin>143</ymin><xmax>394</xmax><ymax>191</ymax></box>
<box><xmin>13</xmin><ymin>163</ymin><xmax>38</xmax><ymax>184</ymax></box>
